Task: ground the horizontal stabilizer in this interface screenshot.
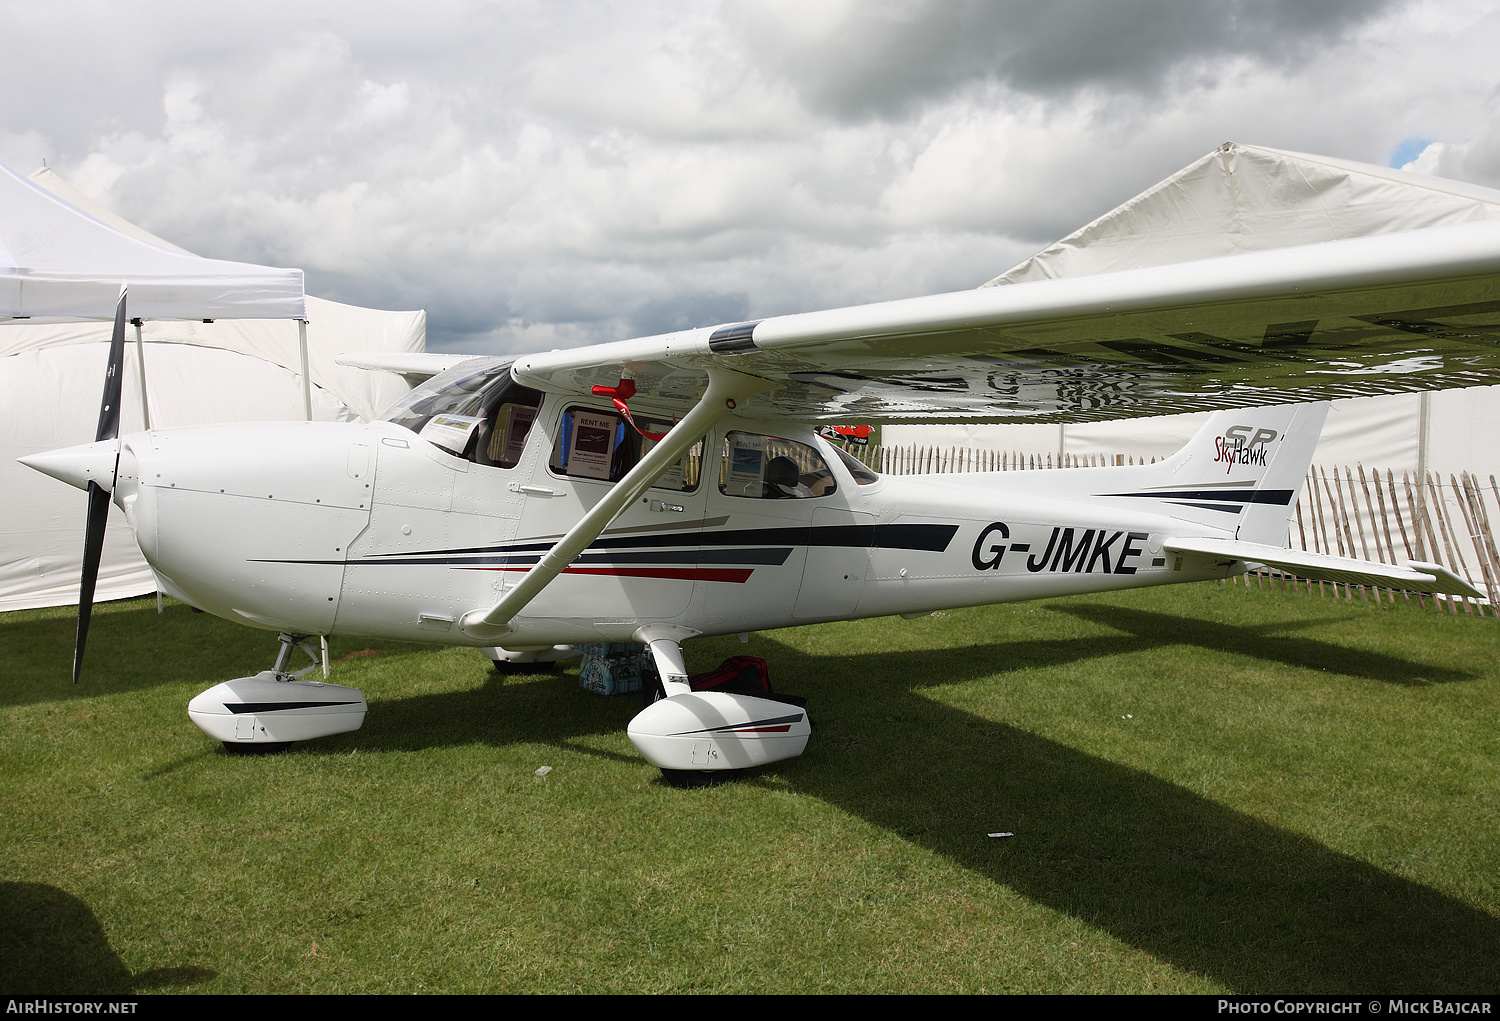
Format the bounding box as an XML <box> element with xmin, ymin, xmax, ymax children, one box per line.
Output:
<box><xmin>1163</xmin><ymin>536</ymin><xmax>1485</xmax><ymax>599</ymax></box>
<box><xmin>335</xmin><ymin>351</ymin><xmax>479</xmax><ymax>383</ymax></box>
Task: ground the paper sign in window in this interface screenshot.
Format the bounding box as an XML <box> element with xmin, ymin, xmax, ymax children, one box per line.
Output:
<box><xmin>500</xmin><ymin>405</ymin><xmax>536</xmax><ymax>464</ymax></box>
<box><xmin>568</xmin><ymin>411</ymin><xmax>617</xmax><ymax>480</ymax></box>
<box><xmin>726</xmin><ymin>437</ymin><xmax>766</xmax><ymax>496</ymax></box>
<box><xmin>419</xmin><ymin>413</ymin><xmax>481</xmax><ymax>455</ymax></box>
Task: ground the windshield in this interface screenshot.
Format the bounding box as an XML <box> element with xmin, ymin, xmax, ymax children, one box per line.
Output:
<box><xmin>830</xmin><ymin>443</ymin><xmax>880</xmax><ymax>485</ymax></box>
<box><xmin>380</xmin><ymin>357</ymin><xmax>513</xmax><ymax>451</ymax></box>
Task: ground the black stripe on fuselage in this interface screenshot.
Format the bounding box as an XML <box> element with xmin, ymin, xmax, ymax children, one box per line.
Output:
<box><xmin>333</xmin><ymin>548</ymin><xmax>797</xmax><ymax>568</ymax></box>
<box><xmin>1101</xmin><ymin>489</ymin><xmax>1294</xmax><ymax>506</ymax></box>
<box><xmin>251</xmin><ymin>523</ymin><xmax>961</xmax><ymax>568</ymax></box>
<box><xmin>365</xmin><ymin>522</ymin><xmax>959</xmax><ymax>559</ymax></box>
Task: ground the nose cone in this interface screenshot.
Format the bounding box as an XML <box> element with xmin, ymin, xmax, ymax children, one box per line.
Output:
<box><xmin>18</xmin><ymin>439</ymin><xmax>120</xmax><ymax>492</ymax></box>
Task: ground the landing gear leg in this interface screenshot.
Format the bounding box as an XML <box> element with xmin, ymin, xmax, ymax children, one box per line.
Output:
<box><xmin>636</xmin><ymin>624</ymin><xmax>697</xmax><ymax>698</ymax></box>
<box><xmin>271</xmin><ymin>632</ymin><xmax>328</xmax><ymax>681</ymax></box>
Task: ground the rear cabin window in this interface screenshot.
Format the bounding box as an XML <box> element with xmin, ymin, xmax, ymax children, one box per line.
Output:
<box><xmin>548</xmin><ymin>405</ymin><xmax>702</xmax><ymax>491</ymax></box>
<box><xmin>719</xmin><ymin>432</ymin><xmax>836</xmax><ymax>499</ymax></box>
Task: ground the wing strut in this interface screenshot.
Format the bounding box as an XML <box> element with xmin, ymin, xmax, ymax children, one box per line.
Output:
<box><xmin>458</xmin><ymin>368</ymin><xmax>772</xmax><ymax>642</ymax></box>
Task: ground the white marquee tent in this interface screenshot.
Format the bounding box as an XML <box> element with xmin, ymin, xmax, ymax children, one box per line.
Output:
<box><xmin>885</xmin><ymin>144</ymin><xmax>1500</xmax><ymax>478</ymax></box>
<box><xmin>1</xmin><ymin>166</ymin><xmax>424</xmax><ymax>611</ymax></box>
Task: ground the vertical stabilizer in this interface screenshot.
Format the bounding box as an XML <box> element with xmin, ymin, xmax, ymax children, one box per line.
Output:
<box><xmin>1113</xmin><ymin>403</ymin><xmax>1328</xmax><ymax>545</ymax></box>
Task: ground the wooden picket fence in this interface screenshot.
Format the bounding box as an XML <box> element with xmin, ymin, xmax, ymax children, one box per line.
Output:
<box><xmin>840</xmin><ymin>443</ymin><xmax>1155</xmax><ymax>474</ymax></box>
<box><xmin>834</xmin><ymin>441</ymin><xmax>1500</xmax><ymax>617</ymax></box>
<box><xmin>1270</xmin><ymin>466</ymin><xmax>1500</xmax><ymax>617</ymax></box>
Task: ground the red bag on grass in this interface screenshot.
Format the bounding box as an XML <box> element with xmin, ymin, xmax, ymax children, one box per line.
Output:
<box><xmin>689</xmin><ymin>656</ymin><xmax>806</xmax><ymax>708</ymax></box>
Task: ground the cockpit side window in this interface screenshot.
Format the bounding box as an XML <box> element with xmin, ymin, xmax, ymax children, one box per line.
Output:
<box><xmin>472</xmin><ymin>384</ymin><xmax>544</xmax><ymax>469</ymax></box>
<box><xmin>830</xmin><ymin>443</ymin><xmax>880</xmax><ymax>485</ymax></box>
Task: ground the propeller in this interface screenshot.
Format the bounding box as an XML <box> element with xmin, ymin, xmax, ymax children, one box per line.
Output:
<box><xmin>73</xmin><ymin>290</ymin><xmax>128</xmax><ymax>683</ymax></box>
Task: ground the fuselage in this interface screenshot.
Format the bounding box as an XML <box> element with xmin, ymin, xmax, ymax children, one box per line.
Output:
<box><xmin>108</xmin><ymin>392</ymin><xmax>1232</xmax><ymax>647</ymax></box>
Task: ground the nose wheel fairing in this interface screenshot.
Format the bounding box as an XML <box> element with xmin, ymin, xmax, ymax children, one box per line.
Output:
<box><xmin>188</xmin><ymin>672</ymin><xmax>368</xmax><ymax>745</ymax></box>
<box><xmin>189</xmin><ymin>633</ymin><xmax>367</xmax><ymax>747</ymax></box>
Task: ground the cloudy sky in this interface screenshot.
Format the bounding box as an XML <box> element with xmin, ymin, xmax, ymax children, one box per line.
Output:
<box><xmin>4</xmin><ymin>0</ymin><xmax>1499</xmax><ymax>353</ymax></box>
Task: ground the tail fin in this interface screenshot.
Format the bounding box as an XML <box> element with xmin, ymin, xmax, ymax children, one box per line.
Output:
<box><xmin>1127</xmin><ymin>402</ymin><xmax>1328</xmax><ymax>545</ymax></box>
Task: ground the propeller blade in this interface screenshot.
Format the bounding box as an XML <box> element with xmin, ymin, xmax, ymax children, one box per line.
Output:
<box><xmin>95</xmin><ymin>292</ymin><xmax>127</xmax><ymax>444</ymax></box>
<box><xmin>73</xmin><ymin>291</ymin><xmax>127</xmax><ymax>684</ymax></box>
<box><xmin>74</xmin><ymin>481</ymin><xmax>111</xmax><ymax>684</ymax></box>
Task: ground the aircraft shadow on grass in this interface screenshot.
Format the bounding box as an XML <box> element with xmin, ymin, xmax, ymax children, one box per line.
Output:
<box><xmin>0</xmin><ymin>600</ymin><xmax>270</xmax><ymax>709</ymax></box>
<box><xmin>0</xmin><ymin>882</ymin><xmax>215</xmax><ymax>993</ymax></box>
<box><xmin>10</xmin><ymin>599</ymin><xmax>1495</xmax><ymax>991</ymax></box>
<box><xmin>1051</xmin><ymin>602</ymin><xmax>1475</xmax><ymax>687</ymax></box>
<box><xmin>766</xmin><ymin>606</ymin><xmax>1498</xmax><ymax>993</ymax></box>
<box><xmin>319</xmin><ymin>602</ymin><xmax>1497</xmax><ymax>993</ymax></box>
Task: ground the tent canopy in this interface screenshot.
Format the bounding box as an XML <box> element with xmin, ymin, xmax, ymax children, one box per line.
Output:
<box><xmin>2</xmin><ymin>168</ymin><xmax>422</xmax><ymax>612</ymax></box>
<box><xmin>9</xmin><ymin>167</ymin><xmax>421</xmax><ymax>422</ymax></box>
<box><xmin>985</xmin><ymin>142</ymin><xmax>1500</xmax><ymax>286</ymax></box>
<box><xmin>0</xmin><ymin>163</ymin><xmax>304</xmax><ymax>322</ymax></box>
<box><xmin>891</xmin><ymin>143</ymin><xmax>1500</xmax><ymax>476</ymax></box>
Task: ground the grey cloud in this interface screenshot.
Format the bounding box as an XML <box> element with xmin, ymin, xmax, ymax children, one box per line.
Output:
<box><xmin>727</xmin><ymin>0</ymin><xmax>1399</xmax><ymax>119</ymax></box>
<box><xmin>2</xmin><ymin>0</ymin><xmax>1491</xmax><ymax>362</ymax></box>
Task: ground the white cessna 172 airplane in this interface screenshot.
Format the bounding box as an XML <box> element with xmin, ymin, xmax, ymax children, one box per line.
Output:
<box><xmin>20</xmin><ymin>212</ymin><xmax>1500</xmax><ymax>780</ymax></box>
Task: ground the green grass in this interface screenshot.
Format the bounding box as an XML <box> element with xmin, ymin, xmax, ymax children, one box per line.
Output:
<box><xmin>2</xmin><ymin>583</ymin><xmax>1497</xmax><ymax>993</ymax></box>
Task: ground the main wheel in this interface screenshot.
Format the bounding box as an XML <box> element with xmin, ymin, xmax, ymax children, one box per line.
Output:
<box><xmin>221</xmin><ymin>741</ymin><xmax>290</xmax><ymax>755</ymax></box>
<box><xmin>641</xmin><ymin>671</ymin><xmax>666</xmax><ymax>707</ymax></box>
<box><xmin>660</xmin><ymin>768</ymin><xmax>739</xmax><ymax>788</ymax></box>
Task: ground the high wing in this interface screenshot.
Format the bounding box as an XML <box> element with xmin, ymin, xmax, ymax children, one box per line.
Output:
<box><xmin>510</xmin><ymin>217</ymin><xmax>1500</xmax><ymax>423</ymax></box>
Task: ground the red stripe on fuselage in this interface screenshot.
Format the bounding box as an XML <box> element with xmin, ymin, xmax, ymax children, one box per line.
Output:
<box><xmin>459</xmin><ymin>566</ymin><xmax>754</xmax><ymax>583</ymax></box>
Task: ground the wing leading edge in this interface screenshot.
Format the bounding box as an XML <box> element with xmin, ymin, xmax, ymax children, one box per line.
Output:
<box><xmin>512</xmin><ymin>217</ymin><xmax>1500</xmax><ymax>424</ymax></box>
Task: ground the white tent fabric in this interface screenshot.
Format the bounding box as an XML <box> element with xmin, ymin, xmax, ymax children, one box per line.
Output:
<box><xmin>889</xmin><ymin>144</ymin><xmax>1500</xmax><ymax>476</ymax></box>
<box><xmin>2</xmin><ymin>170</ymin><xmax>424</xmax><ymax>612</ymax></box>
<box><xmin>0</xmin><ymin>296</ymin><xmax>422</xmax><ymax>424</ymax></box>
<box><xmin>983</xmin><ymin>143</ymin><xmax>1500</xmax><ymax>286</ymax></box>
<box><xmin>17</xmin><ymin>168</ymin><xmax>422</xmax><ymax>423</ymax></box>
<box><xmin>882</xmin><ymin>389</ymin><xmax>1500</xmax><ymax>478</ymax></box>
<box><xmin>0</xmin><ymin>164</ymin><xmax>305</xmax><ymax>321</ymax></box>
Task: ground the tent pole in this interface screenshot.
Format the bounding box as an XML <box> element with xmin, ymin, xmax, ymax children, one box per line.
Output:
<box><xmin>131</xmin><ymin>318</ymin><xmax>152</xmax><ymax>431</ymax></box>
<box><xmin>1417</xmin><ymin>390</ymin><xmax>1432</xmax><ymax>525</ymax></box>
<box><xmin>298</xmin><ymin>319</ymin><xmax>311</xmax><ymax>421</ymax></box>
